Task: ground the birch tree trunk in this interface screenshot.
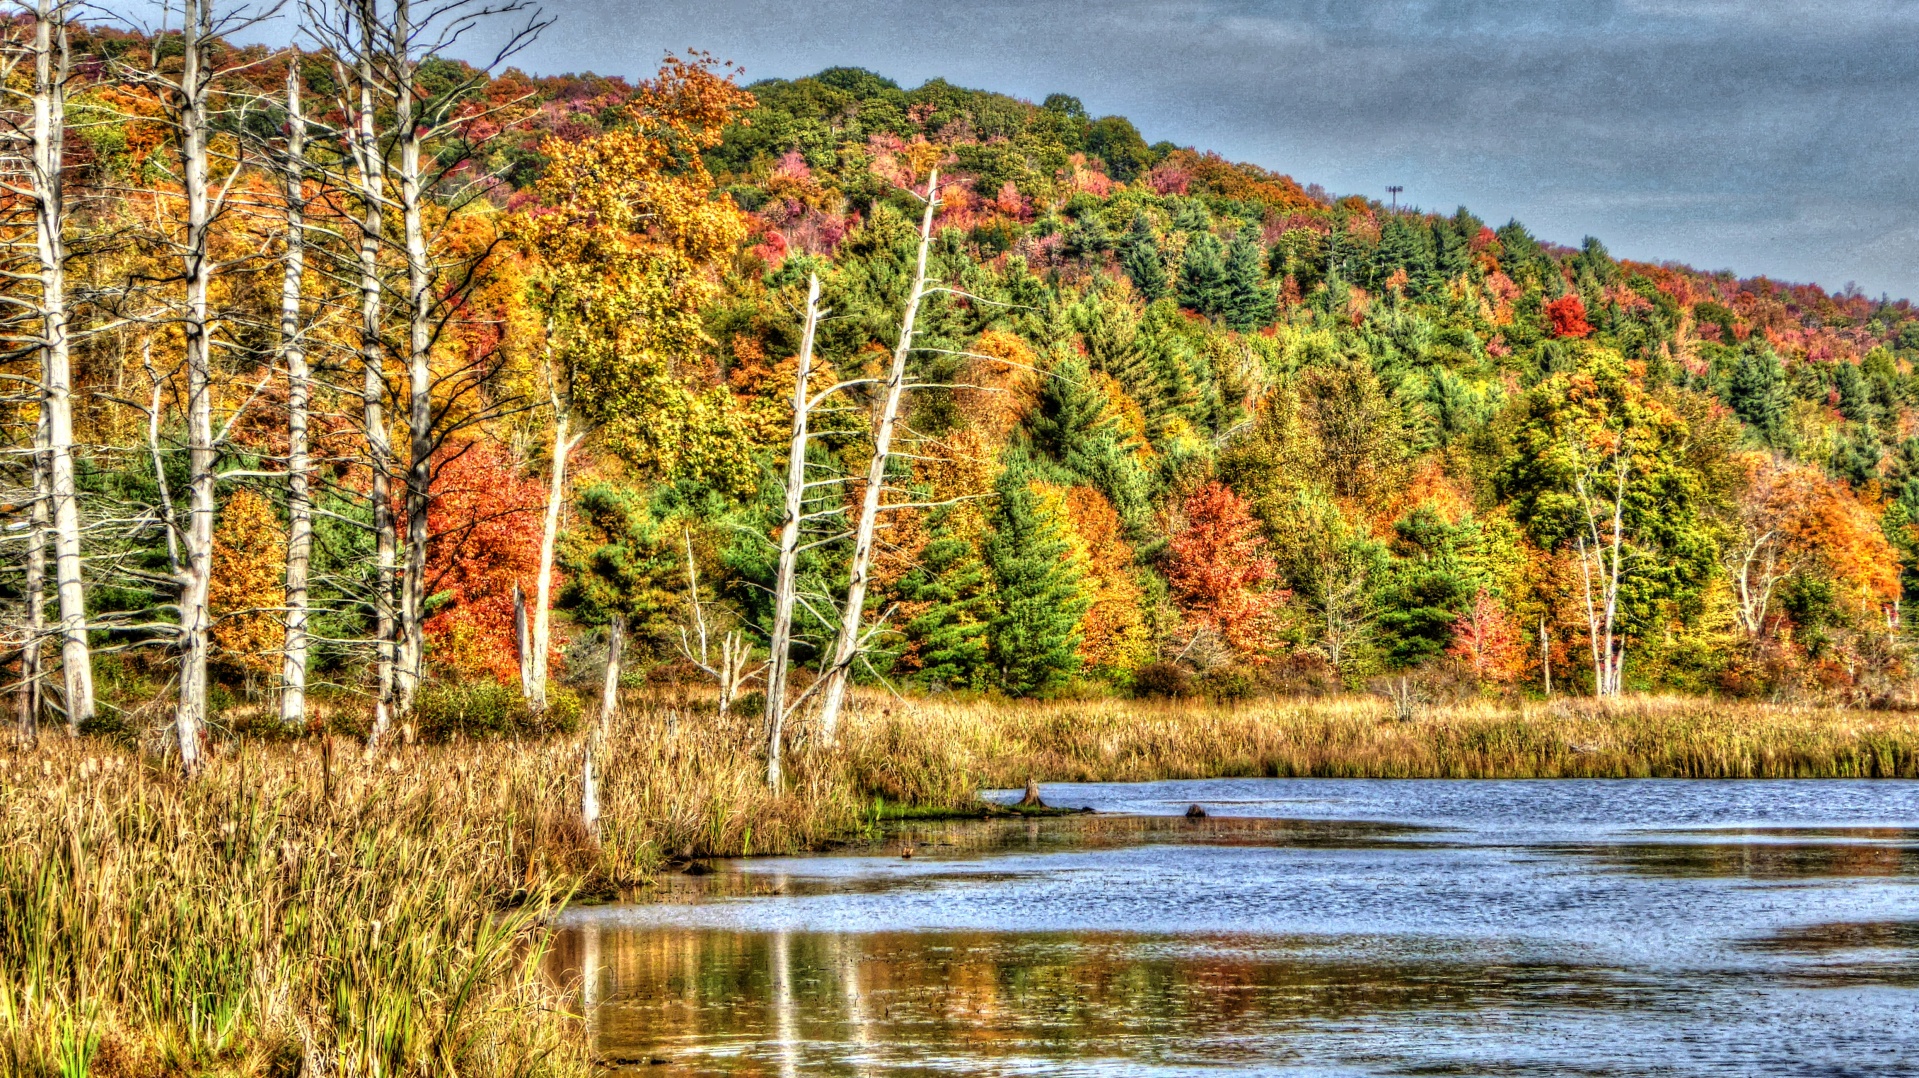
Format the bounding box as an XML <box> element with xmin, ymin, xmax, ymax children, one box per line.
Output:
<box><xmin>279</xmin><ymin>66</ymin><xmax>312</xmax><ymax>729</ymax></box>
<box><xmin>513</xmin><ymin>581</ymin><xmax>533</xmax><ymax>696</ymax></box>
<box><xmin>28</xmin><ymin>0</ymin><xmax>92</xmax><ymax>731</ymax></box>
<box><xmin>1574</xmin><ymin>456</ymin><xmax>1629</xmax><ymax>698</ymax></box>
<box><xmin>528</xmin><ymin>401</ymin><xmax>578</xmax><ymax>711</ymax></box>
<box><xmin>764</xmin><ymin>274</ymin><xmax>824</xmax><ymax>790</ymax></box>
<box><xmin>169</xmin><ymin>0</ymin><xmax>217</xmax><ymax>775</ymax></box>
<box><xmin>815</xmin><ymin>174</ymin><xmax>938</xmax><ymax>744</ymax></box>
<box><xmin>598</xmin><ymin>614</ymin><xmax>623</xmax><ymax>727</ymax></box>
<box><xmin>345</xmin><ymin>11</ymin><xmax>397</xmax><ymax>748</ymax></box>
<box><xmin>18</xmin><ymin>415</ymin><xmax>49</xmax><ymax>745</ymax></box>
<box><xmin>395</xmin><ymin>0</ymin><xmax>432</xmax><ymax>720</ymax></box>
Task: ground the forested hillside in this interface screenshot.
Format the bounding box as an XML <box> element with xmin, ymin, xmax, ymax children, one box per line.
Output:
<box><xmin>7</xmin><ymin>14</ymin><xmax>1918</xmax><ymax>757</ymax></box>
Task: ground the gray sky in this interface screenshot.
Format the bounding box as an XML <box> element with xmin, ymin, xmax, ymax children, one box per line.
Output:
<box><xmin>435</xmin><ymin>1</ymin><xmax>1919</xmax><ymax>298</ymax></box>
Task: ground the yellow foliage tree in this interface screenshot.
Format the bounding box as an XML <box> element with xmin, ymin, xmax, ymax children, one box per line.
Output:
<box><xmin>209</xmin><ymin>487</ymin><xmax>286</xmax><ymax>679</ymax></box>
<box><xmin>1037</xmin><ymin>483</ymin><xmax>1150</xmax><ymax>676</ymax></box>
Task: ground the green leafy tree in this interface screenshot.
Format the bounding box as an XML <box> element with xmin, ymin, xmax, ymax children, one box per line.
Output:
<box><xmin>1493</xmin><ymin>349</ymin><xmax>1714</xmax><ymax>694</ymax></box>
<box><xmin>1063</xmin><ymin>211</ymin><xmax>1113</xmax><ymax>259</ymax></box>
<box><xmin>1084</xmin><ymin>115</ymin><xmax>1153</xmax><ymax>181</ymax></box>
<box><xmin>1835</xmin><ymin>361</ymin><xmax>1873</xmax><ymax>424</ymax></box>
<box><xmin>1029</xmin><ymin>354</ymin><xmax>1155</xmax><ymax>537</ymax></box>
<box><xmin>1373</xmin><ymin>509</ymin><xmax>1481</xmax><ymax>667</ymax></box>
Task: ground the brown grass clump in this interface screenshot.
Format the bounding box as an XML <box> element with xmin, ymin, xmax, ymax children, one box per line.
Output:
<box><xmin>3</xmin><ymin>690</ymin><xmax>1914</xmax><ymax>1076</ymax></box>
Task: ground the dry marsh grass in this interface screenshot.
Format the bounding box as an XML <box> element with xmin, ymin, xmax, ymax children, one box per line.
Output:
<box><xmin>3</xmin><ymin>691</ymin><xmax>1913</xmax><ymax>1076</ymax></box>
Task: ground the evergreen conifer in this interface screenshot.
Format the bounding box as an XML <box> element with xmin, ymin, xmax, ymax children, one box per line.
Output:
<box><xmin>1178</xmin><ymin>232</ymin><xmax>1229</xmax><ymax>317</ymax></box>
<box><xmin>899</xmin><ymin>521</ymin><xmax>993</xmax><ymax>690</ymax></box>
<box><xmin>985</xmin><ymin>468</ymin><xmax>1089</xmax><ymax>695</ymax></box>
<box><xmin>1725</xmin><ymin>347</ymin><xmax>1792</xmax><ymax>449</ymax></box>
<box><xmin>1222</xmin><ymin>226</ymin><xmax>1277</xmax><ymax>330</ymax></box>
<box><xmin>1118</xmin><ymin>213</ymin><xmax>1168</xmax><ymax>300</ymax></box>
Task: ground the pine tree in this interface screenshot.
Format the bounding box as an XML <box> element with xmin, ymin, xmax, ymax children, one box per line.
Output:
<box><xmin>1178</xmin><ymin>232</ymin><xmax>1229</xmax><ymax>318</ymax></box>
<box><xmin>899</xmin><ymin>524</ymin><xmax>994</xmax><ymax>690</ymax></box>
<box><xmin>985</xmin><ymin>469</ymin><xmax>1089</xmax><ymax>695</ymax></box>
<box><xmin>1835</xmin><ymin>361</ymin><xmax>1874</xmax><ymax>425</ymax></box>
<box><xmin>1171</xmin><ymin>198</ymin><xmax>1212</xmax><ymax>233</ymax></box>
<box><xmin>1030</xmin><ymin>354</ymin><xmax>1155</xmax><ymax>537</ymax></box>
<box><xmin>1726</xmin><ymin>347</ymin><xmax>1792</xmax><ymax>449</ymax></box>
<box><xmin>1222</xmin><ymin>226</ymin><xmax>1277</xmax><ymax>330</ymax></box>
<box><xmin>1118</xmin><ymin>213</ymin><xmax>1167</xmax><ymax>300</ymax></box>
<box><xmin>1063</xmin><ymin>212</ymin><xmax>1113</xmax><ymax>259</ymax></box>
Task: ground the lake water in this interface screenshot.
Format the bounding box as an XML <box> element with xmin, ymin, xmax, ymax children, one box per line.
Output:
<box><xmin>550</xmin><ymin>779</ymin><xmax>1919</xmax><ymax>1076</ymax></box>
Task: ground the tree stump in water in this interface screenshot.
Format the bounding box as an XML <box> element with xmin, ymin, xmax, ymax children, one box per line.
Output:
<box><xmin>1020</xmin><ymin>779</ymin><xmax>1045</xmax><ymax>807</ymax></box>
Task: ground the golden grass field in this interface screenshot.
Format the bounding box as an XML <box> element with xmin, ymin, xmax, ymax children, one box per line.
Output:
<box><xmin>4</xmin><ymin>692</ymin><xmax>1916</xmax><ymax>1076</ymax></box>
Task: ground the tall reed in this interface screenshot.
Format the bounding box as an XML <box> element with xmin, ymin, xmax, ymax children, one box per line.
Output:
<box><xmin>841</xmin><ymin>694</ymin><xmax>1919</xmax><ymax>790</ymax></box>
<box><xmin>4</xmin><ymin>691</ymin><xmax>1913</xmax><ymax>1076</ymax></box>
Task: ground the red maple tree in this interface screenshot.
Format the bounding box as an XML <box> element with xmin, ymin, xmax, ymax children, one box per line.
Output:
<box><xmin>419</xmin><ymin>440</ymin><xmax>554</xmax><ymax>683</ymax></box>
<box><xmin>1446</xmin><ymin>589</ymin><xmax>1524</xmax><ymax>684</ymax></box>
<box><xmin>1165</xmin><ymin>482</ymin><xmax>1283</xmax><ymax>660</ymax></box>
<box><xmin>1545</xmin><ymin>294</ymin><xmax>1593</xmax><ymax>338</ymax></box>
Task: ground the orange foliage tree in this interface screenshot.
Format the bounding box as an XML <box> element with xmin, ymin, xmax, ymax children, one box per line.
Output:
<box><xmin>420</xmin><ymin>441</ymin><xmax>551</xmax><ymax>683</ymax></box>
<box><xmin>1725</xmin><ymin>452</ymin><xmax>1901</xmax><ymax>636</ymax></box>
<box><xmin>1545</xmin><ymin>294</ymin><xmax>1593</xmax><ymax>339</ymax></box>
<box><xmin>1165</xmin><ymin>481</ymin><xmax>1282</xmax><ymax>661</ymax></box>
<box><xmin>1446</xmin><ymin>589</ymin><xmax>1525</xmax><ymax>685</ymax></box>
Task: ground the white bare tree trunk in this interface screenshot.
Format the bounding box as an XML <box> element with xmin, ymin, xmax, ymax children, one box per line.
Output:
<box><xmin>598</xmin><ymin>613</ymin><xmax>623</xmax><ymax>726</ymax></box>
<box><xmin>528</xmin><ymin>401</ymin><xmax>579</xmax><ymax>711</ymax></box>
<box><xmin>343</xmin><ymin>13</ymin><xmax>398</xmax><ymax>749</ymax></box>
<box><xmin>26</xmin><ymin>0</ymin><xmax>92</xmax><ymax>731</ymax></box>
<box><xmin>816</xmin><ymin>172</ymin><xmax>939</xmax><ymax>743</ymax></box>
<box><xmin>1574</xmin><ymin>455</ymin><xmax>1629</xmax><ymax>698</ymax></box>
<box><xmin>18</xmin><ymin>415</ymin><xmax>49</xmax><ymax>744</ymax></box>
<box><xmin>677</xmin><ymin>530</ymin><xmax>761</xmax><ymax>716</ymax></box>
<box><xmin>170</xmin><ymin>0</ymin><xmax>218</xmax><ymax>775</ymax></box>
<box><xmin>1730</xmin><ymin>530</ymin><xmax>1782</xmax><ymax>639</ymax></box>
<box><xmin>580</xmin><ymin>736</ymin><xmax>599</xmax><ymax>838</ymax></box>
<box><xmin>279</xmin><ymin>66</ymin><xmax>313</xmax><ymax>729</ymax></box>
<box><xmin>763</xmin><ymin>275</ymin><xmax>824</xmax><ymax>790</ymax></box>
<box><xmin>395</xmin><ymin>0</ymin><xmax>433</xmax><ymax>720</ymax></box>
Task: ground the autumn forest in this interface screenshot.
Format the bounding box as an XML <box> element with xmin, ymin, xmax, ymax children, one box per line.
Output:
<box><xmin>5</xmin><ymin>2</ymin><xmax>1918</xmax><ymax>765</ymax></box>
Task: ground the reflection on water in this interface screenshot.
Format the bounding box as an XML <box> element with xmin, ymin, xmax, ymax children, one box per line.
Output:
<box><xmin>553</xmin><ymin>779</ymin><xmax>1919</xmax><ymax>1077</ymax></box>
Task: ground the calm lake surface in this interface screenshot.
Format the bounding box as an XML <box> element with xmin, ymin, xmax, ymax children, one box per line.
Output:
<box><xmin>550</xmin><ymin>779</ymin><xmax>1919</xmax><ymax>1076</ymax></box>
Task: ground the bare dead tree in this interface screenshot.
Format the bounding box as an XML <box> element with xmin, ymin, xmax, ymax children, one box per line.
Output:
<box><xmin>598</xmin><ymin>613</ymin><xmax>623</xmax><ymax>725</ymax></box>
<box><xmin>676</xmin><ymin>529</ymin><xmax>761</xmax><ymax>718</ymax></box>
<box><xmin>16</xmin><ymin>415</ymin><xmax>49</xmax><ymax>744</ymax></box>
<box><xmin>512</xmin><ymin>579</ymin><xmax>532</xmax><ymax>696</ymax></box>
<box><xmin>814</xmin><ymin>170</ymin><xmax>939</xmax><ymax>743</ymax></box>
<box><xmin>278</xmin><ymin>63</ymin><xmax>314</xmax><ymax>728</ymax></box>
<box><xmin>527</xmin><ymin>341</ymin><xmax>582</xmax><ymax>712</ymax></box>
<box><xmin>761</xmin><ymin>274</ymin><xmax>825</xmax><ymax>789</ymax></box>
<box><xmin>304</xmin><ymin>0</ymin><xmax>547</xmax><ymax>741</ymax></box>
<box><xmin>0</xmin><ymin>0</ymin><xmax>94</xmax><ymax>731</ymax></box>
<box><xmin>120</xmin><ymin>0</ymin><xmax>282</xmax><ymax>773</ymax></box>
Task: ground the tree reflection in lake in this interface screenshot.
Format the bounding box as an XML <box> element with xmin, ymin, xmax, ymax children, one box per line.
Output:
<box><xmin>551</xmin><ymin>778</ymin><xmax>1919</xmax><ymax>1077</ymax></box>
